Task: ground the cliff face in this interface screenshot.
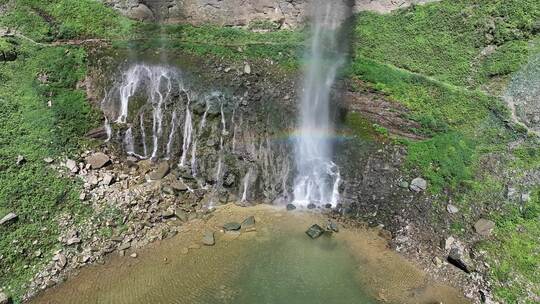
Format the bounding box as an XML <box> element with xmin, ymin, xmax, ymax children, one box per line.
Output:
<box><xmin>100</xmin><ymin>0</ymin><xmax>440</xmax><ymax>27</ymax></box>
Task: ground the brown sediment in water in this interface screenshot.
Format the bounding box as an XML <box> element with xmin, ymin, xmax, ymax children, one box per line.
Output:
<box><xmin>29</xmin><ymin>204</ymin><xmax>469</xmax><ymax>304</ymax></box>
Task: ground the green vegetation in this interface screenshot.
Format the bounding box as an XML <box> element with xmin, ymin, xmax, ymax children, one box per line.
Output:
<box><xmin>0</xmin><ymin>0</ymin><xmax>133</xmax><ymax>41</ymax></box>
<box><xmin>356</xmin><ymin>0</ymin><xmax>539</xmax><ymax>89</ymax></box>
<box><xmin>0</xmin><ymin>41</ymin><xmax>98</xmax><ymax>299</ymax></box>
<box><xmin>352</xmin><ymin>1</ymin><xmax>539</xmax><ymax>301</ymax></box>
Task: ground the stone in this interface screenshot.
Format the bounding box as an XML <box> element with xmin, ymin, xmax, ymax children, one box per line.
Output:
<box><xmin>307</xmin><ymin>203</ymin><xmax>316</xmax><ymax>209</ymax></box>
<box><xmin>286</xmin><ymin>203</ymin><xmax>296</xmax><ymax>211</ymax></box>
<box><xmin>175</xmin><ymin>209</ymin><xmax>189</xmax><ymax>222</ymax></box>
<box><xmin>0</xmin><ymin>292</ymin><xmax>10</xmax><ymax>304</ymax></box>
<box><xmin>161</xmin><ymin>210</ymin><xmax>175</xmax><ymax>219</ymax></box>
<box><xmin>410</xmin><ymin>177</ymin><xmax>427</xmax><ymax>192</ymax></box>
<box><xmin>130</xmin><ymin>253</ymin><xmax>138</xmax><ymax>258</ymax></box>
<box><xmin>432</xmin><ymin>256</ymin><xmax>443</xmax><ymax>268</ymax></box>
<box><xmin>474</xmin><ymin>219</ymin><xmax>496</xmax><ymax>237</ymax></box>
<box><xmin>244</xmin><ymin>63</ymin><xmax>251</xmax><ymax>74</ymax></box>
<box><xmin>241</xmin><ymin>216</ymin><xmax>256</xmax><ymax>231</ymax></box>
<box><xmin>0</xmin><ymin>212</ymin><xmax>17</xmax><ymax>225</ymax></box>
<box><xmin>127</xmin><ymin>3</ymin><xmax>154</xmax><ymax>21</ymax></box>
<box><xmin>101</xmin><ymin>173</ymin><xmax>114</xmax><ymax>186</ymax></box>
<box><xmin>85</xmin><ymin>152</ymin><xmax>111</xmax><ymax>169</ymax></box>
<box><xmin>447</xmin><ymin>247</ymin><xmax>474</xmax><ymax>273</ymax></box>
<box><xmin>55</xmin><ymin>253</ymin><xmax>67</xmax><ymax>269</ymax></box>
<box><xmin>202</xmin><ymin>231</ymin><xmax>215</xmax><ymax>246</ymax></box>
<box><xmin>118</xmin><ymin>242</ymin><xmax>131</xmax><ymax>251</ymax></box>
<box><xmin>447</xmin><ymin>204</ymin><xmax>459</xmax><ymax>214</ymax></box>
<box><xmin>327</xmin><ymin>220</ymin><xmax>339</xmax><ymax>233</ymax></box>
<box><xmin>306</xmin><ymin>224</ymin><xmax>325</xmax><ymax>239</ymax></box>
<box><xmin>148</xmin><ymin>162</ymin><xmax>170</xmax><ymax>181</ymax></box>
<box><xmin>170</xmin><ymin>180</ymin><xmax>188</xmax><ymax>192</ymax></box>
<box><xmin>43</xmin><ymin>157</ymin><xmax>54</xmax><ymax>164</ymax></box>
<box><xmin>398</xmin><ymin>181</ymin><xmax>409</xmax><ymax>188</ymax></box>
<box><xmin>223</xmin><ymin>222</ymin><xmax>241</xmax><ymax>231</ymax></box>
<box><xmin>16</xmin><ymin>155</ymin><xmax>26</xmax><ymax>165</ymax></box>
<box><xmin>65</xmin><ymin>159</ymin><xmax>78</xmax><ymax>173</ymax></box>
<box><xmin>66</xmin><ymin>237</ymin><xmax>81</xmax><ymax>246</ymax></box>
<box><xmin>444</xmin><ymin>236</ymin><xmax>455</xmax><ymax>250</ymax></box>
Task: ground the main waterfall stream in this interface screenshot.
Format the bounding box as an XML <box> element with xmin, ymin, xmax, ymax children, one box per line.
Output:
<box><xmin>293</xmin><ymin>0</ymin><xmax>348</xmax><ymax>208</ymax></box>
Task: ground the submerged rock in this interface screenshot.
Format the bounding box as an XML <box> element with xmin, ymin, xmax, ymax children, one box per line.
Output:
<box><xmin>326</xmin><ymin>221</ymin><xmax>339</xmax><ymax>233</ymax></box>
<box><xmin>202</xmin><ymin>231</ymin><xmax>215</xmax><ymax>246</ymax></box>
<box><xmin>0</xmin><ymin>212</ymin><xmax>17</xmax><ymax>226</ymax></box>
<box><xmin>223</xmin><ymin>222</ymin><xmax>241</xmax><ymax>231</ymax></box>
<box><xmin>241</xmin><ymin>216</ymin><xmax>256</xmax><ymax>231</ymax></box>
<box><xmin>286</xmin><ymin>203</ymin><xmax>296</xmax><ymax>211</ymax></box>
<box><xmin>474</xmin><ymin>219</ymin><xmax>495</xmax><ymax>237</ymax></box>
<box><xmin>306</xmin><ymin>224</ymin><xmax>325</xmax><ymax>239</ymax></box>
<box><xmin>307</xmin><ymin>203</ymin><xmax>316</xmax><ymax>209</ymax></box>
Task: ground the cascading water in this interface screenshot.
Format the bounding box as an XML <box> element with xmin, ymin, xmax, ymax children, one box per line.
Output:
<box><xmin>292</xmin><ymin>0</ymin><xmax>348</xmax><ymax>207</ymax></box>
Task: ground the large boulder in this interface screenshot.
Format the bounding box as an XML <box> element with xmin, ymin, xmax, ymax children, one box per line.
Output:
<box><xmin>85</xmin><ymin>152</ymin><xmax>111</xmax><ymax>169</ymax></box>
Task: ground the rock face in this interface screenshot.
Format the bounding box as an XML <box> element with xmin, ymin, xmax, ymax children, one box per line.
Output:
<box><xmin>100</xmin><ymin>0</ymin><xmax>440</xmax><ymax>27</ymax></box>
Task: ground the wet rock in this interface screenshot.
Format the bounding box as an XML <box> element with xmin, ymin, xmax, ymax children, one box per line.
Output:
<box><xmin>306</xmin><ymin>224</ymin><xmax>325</xmax><ymax>239</ymax></box>
<box><xmin>326</xmin><ymin>220</ymin><xmax>339</xmax><ymax>233</ymax></box>
<box><xmin>0</xmin><ymin>292</ymin><xmax>10</xmax><ymax>304</ymax></box>
<box><xmin>410</xmin><ymin>177</ymin><xmax>427</xmax><ymax>192</ymax></box>
<box><xmin>85</xmin><ymin>152</ymin><xmax>111</xmax><ymax>169</ymax></box>
<box><xmin>241</xmin><ymin>216</ymin><xmax>256</xmax><ymax>231</ymax></box>
<box><xmin>16</xmin><ymin>155</ymin><xmax>26</xmax><ymax>166</ymax></box>
<box><xmin>474</xmin><ymin>219</ymin><xmax>495</xmax><ymax>237</ymax></box>
<box><xmin>286</xmin><ymin>203</ymin><xmax>296</xmax><ymax>211</ymax></box>
<box><xmin>202</xmin><ymin>231</ymin><xmax>215</xmax><ymax>246</ymax></box>
<box><xmin>170</xmin><ymin>180</ymin><xmax>188</xmax><ymax>192</ymax></box>
<box><xmin>447</xmin><ymin>204</ymin><xmax>459</xmax><ymax>214</ymax></box>
<box><xmin>0</xmin><ymin>212</ymin><xmax>17</xmax><ymax>225</ymax></box>
<box><xmin>324</xmin><ymin>203</ymin><xmax>332</xmax><ymax>209</ymax></box>
<box><xmin>148</xmin><ymin>162</ymin><xmax>170</xmax><ymax>181</ymax></box>
<box><xmin>447</xmin><ymin>247</ymin><xmax>474</xmax><ymax>273</ymax></box>
<box><xmin>307</xmin><ymin>203</ymin><xmax>316</xmax><ymax>209</ymax></box>
<box><xmin>223</xmin><ymin>222</ymin><xmax>241</xmax><ymax>231</ymax></box>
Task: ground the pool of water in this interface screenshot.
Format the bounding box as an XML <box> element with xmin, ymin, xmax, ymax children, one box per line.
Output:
<box><xmin>30</xmin><ymin>205</ymin><xmax>468</xmax><ymax>304</ymax></box>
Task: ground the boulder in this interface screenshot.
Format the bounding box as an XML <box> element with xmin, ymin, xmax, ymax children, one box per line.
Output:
<box><xmin>85</xmin><ymin>152</ymin><xmax>111</xmax><ymax>169</ymax></box>
<box><xmin>447</xmin><ymin>247</ymin><xmax>475</xmax><ymax>273</ymax></box>
<box><xmin>474</xmin><ymin>219</ymin><xmax>496</xmax><ymax>237</ymax></box>
<box><xmin>410</xmin><ymin>177</ymin><xmax>427</xmax><ymax>192</ymax></box>
<box><xmin>223</xmin><ymin>222</ymin><xmax>241</xmax><ymax>231</ymax></box>
<box><xmin>0</xmin><ymin>212</ymin><xmax>17</xmax><ymax>225</ymax></box>
<box><xmin>286</xmin><ymin>203</ymin><xmax>296</xmax><ymax>211</ymax></box>
<box><xmin>127</xmin><ymin>3</ymin><xmax>154</xmax><ymax>21</ymax></box>
<box><xmin>307</xmin><ymin>203</ymin><xmax>316</xmax><ymax>209</ymax></box>
<box><xmin>101</xmin><ymin>173</ymin><xmax>114</xmax><ymax>186</ymax></box>
<box><xmin>170</xmin><ymin>180</ymin><xmax>188</xmax><ymax>192</ymax></box>
<box><xmin>306</xmin><ymin>224</ymin><xmax>325</xmax><ymax>239</ymax></box>
<box><xmin>202</xmin><ymin>231</ymin><xmax>215</xmax><ymax>246</ymax></box>
<box><xmin>148</xmin><ymin>162</ymin><xmax>170</xmax><ymax>181</ymax></box>
<box><xmin>327</xmin><ymin>221</ymin><xmax>339</xmax><ymax>233</ymax></box>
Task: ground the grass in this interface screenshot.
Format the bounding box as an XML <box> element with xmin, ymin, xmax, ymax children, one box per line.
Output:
<box><xmin>355</xmin><ymin>0</ymin><xmax>539</xmax><ymax>89</ymax></box>
<box><xmin>0</xmin><ymin>41</ymin><xmax>99</xmax><ymax>300</ymax></box>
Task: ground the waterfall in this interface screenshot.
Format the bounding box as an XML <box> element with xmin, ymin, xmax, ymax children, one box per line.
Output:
<box><xmin>292</xmin><ymin>0</ymin><xmax>348</xmax><ymax>207</ymax></box>
<box><xmin>241</xmin><ymin>168</ymin><xmax>252</xmax><ymax>203</ymax></box>
<box><xmin>179</xmin><ymin>90</ymin><xmax>193</xmax><ymax>167</ymax></box>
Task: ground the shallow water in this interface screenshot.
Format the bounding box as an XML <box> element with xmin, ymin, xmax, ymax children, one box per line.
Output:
<box><xmin>31</xmin><ymin>205</ymin><xmax>468</xmax><ymax>304</ymax></box>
